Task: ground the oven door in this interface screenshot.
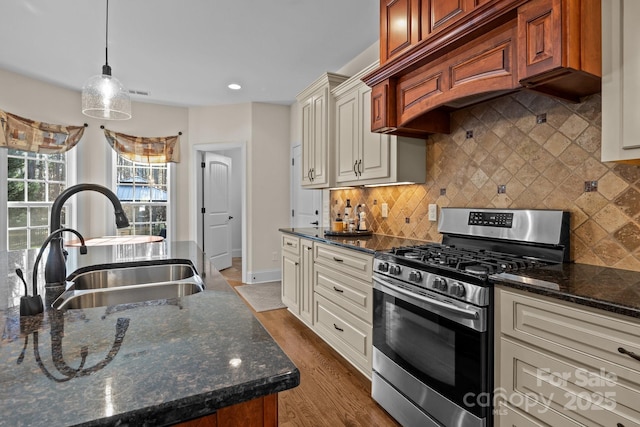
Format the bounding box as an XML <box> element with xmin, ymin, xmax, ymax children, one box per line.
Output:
<box><xmin>372</xmin><ymin>275</ymin><xmax>489</xmax><ymax>423</ymax></box>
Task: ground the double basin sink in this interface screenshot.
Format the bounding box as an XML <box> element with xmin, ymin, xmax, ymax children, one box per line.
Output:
<box><xmin>51</xmin><ymin>259</ymin><xmax>205</xmax><ymax>311</ymax></box>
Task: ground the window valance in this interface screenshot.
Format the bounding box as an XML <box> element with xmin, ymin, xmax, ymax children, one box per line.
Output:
<box><xmin>0</xmin><ymin>109</ymin><xmax>85</xmax><ymax>154</ymax></box>
<box><xmin>104</xmin><ymin>128</ymin><xmax>180</xmax><ymax>163</ymax></box>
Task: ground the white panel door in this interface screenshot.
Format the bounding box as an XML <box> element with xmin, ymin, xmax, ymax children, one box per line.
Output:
<box><xmin>203</xmin><ymin>153</ymin><xmax>232</xmax><ymax>270</ymax></box>
<box><xmin>291</xmin><ymin>145</ymin><xmax>321</xmax><ymax>228</ymax></box>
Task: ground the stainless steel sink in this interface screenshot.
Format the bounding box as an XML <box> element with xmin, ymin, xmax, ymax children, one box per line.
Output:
<box><xmin>52</xmin><ymin>259</ymin><xmax>205</xmax><ymax>311</ymax></box>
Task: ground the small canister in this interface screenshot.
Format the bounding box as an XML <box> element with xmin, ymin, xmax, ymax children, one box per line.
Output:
<box><xmin>332</xmin><ymin>213</ymin><xmax>343</xmax><ymax>232</ymax></box>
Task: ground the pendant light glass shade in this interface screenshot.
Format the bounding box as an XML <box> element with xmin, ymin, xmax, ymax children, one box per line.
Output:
<box><xmin>82</xmin><ymin>68</ymin><xmax>131</xmax><ymax>120</ymax></box>
<box><xmin>81</xmin><ymin>0</ymin><xmax>131</xmax><ymax>120</ymax></box>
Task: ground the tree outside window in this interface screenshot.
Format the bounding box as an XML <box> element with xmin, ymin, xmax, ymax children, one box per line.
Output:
<box><xmin>7</xmin><ymin>149</ymin><xmax>67</xmax><ymax>250</ymax></box>
<box><xmin>115</xmin><ymin>155</ymin><xmax>168</xmax><ymax>237</ymax></box>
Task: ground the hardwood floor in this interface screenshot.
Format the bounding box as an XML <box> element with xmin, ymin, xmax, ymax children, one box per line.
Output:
<box><xmin>220</xmin><ymin>258</ymin><xmax>400</xmax><ymax>427</ymax></box>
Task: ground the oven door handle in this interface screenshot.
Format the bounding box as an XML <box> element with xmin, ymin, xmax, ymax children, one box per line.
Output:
<box><xmin>373</xmin><ymin>276</ymin><xmax>479</xmax><ymax>320</ymax></box>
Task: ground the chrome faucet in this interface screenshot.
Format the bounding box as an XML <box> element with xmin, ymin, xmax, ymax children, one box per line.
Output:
<box><xmin>44</xmin><ymin>184</ymin><xmax>130</xmax><ymax>288</ymax></box>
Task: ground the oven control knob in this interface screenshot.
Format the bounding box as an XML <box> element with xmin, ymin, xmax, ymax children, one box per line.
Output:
<box><xmin>378</xmin><ymin>262</ymin><xmax>389</xmax><ymax>272</ymax></box>
<box><xmin>433</xmin><ymin>277</ymin><xmax>447</xmax><ymax>292</ymax></box>
<box><xmin>389</xmin><ymin>265</ymin><xmax>402</xmax><ymax>275</ymax></box>
<box><xmin>408</xmin><ymin>271</ymin><xmax>422</xmax><ymax>282</ymax></box>
<box><xmin>450</xmin><ymin>283</ymin><xmax>466</xmax><ymax>298</ymax></box>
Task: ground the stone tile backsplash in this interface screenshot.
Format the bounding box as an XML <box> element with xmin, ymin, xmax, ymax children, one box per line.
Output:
<box><xmin>330</xmin><ymin>92</ymin><xmax>640</xmax><ymax>271</ymax></box>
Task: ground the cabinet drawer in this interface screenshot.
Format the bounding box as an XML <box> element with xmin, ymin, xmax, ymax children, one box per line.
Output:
<box><xmin>281</xmin><ymin>234</ymin><xmax>300</xmax><ymax>255</ymax></box>
<box><xmin>314</xmin><ymin>263</ymin><xmax>372</xmax><ymax>323</ymax></box>
<box><xmin>498</xmin><ymin>288</ymin><xmax>640</xmax><ymax>380</ymax></box>
<box><xmin>499</xmin><ymin>337</ymin><xmax>640</xmax><ymax>427</ymax></box>
<box><xmin>313</xmin><ymin>293</ymin><xmax>372</xmax><ymax>376</ymax></box>
<box><xmin>494</xmin><ymin>400</ymin><xmax>582</xmax><ymax>427</ymax></box>
<box><xmin>313</xmin><ymin>242</ymin><xmax>372</xmax><ymax>282</ymax></box>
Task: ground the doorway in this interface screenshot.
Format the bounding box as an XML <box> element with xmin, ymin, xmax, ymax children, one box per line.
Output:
<box><xmin>291</xmin><ymin>145</ymin><xmax>322</xmax><ymax>228</ymax></box>
<box><xmin>193</xmin><ymin>142</ymin><xmax>247</xmax><ymax>283</ymax></box>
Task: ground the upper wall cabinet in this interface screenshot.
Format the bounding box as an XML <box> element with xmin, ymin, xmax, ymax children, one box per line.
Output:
<box><xmin>602</xmin><ymin>0</ymin><xmax>640</xmax><ymax>163</ymax></box>
<box><xmin>297</xmin><ymin>73</ymin><xmax>349</xmax><ymax>188</ymax></box>
<box><xmin>380</xmin><ymin>0</ymin><xmax>513</xmax><ymax>66</ymax></box>
<box><xmin>333</xmin><ymin>63</ymin><xmax>426</xmax><ymax>186</ymax></box>
<box><xmin>366</xmin><ymin>0</ymin><xmax>602</xmax><ymax>138</ymax></box>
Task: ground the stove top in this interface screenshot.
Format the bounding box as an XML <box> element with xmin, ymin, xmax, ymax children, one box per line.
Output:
<box><xmin>388</xmin><ymin>243</ymin><xmax>551</xmax><ymax>276</ymax></box>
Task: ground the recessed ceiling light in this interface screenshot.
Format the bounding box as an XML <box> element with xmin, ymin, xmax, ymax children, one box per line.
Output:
<box><xmin>228</xmin><ymin>83</ymin><xmax>242</xmax><ymax>90</ymax></box>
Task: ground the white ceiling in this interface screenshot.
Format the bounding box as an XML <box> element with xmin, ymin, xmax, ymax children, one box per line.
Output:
<box><xmin>0</xmin><ymin>0</ymin><xmax>379</xmax><ymax>107</ymax></box>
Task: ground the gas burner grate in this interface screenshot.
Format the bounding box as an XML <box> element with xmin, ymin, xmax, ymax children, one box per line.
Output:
<box><xmin>389</xmin><ymin>243</ymin><xmax>551</xmax><ymax>276</ymax></box>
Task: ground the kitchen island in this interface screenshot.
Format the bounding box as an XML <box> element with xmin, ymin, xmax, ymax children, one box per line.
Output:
<box><xmin>0</xmin><ymin>241</ymin><xmax>299</xmax><ymax>426</ymax></box>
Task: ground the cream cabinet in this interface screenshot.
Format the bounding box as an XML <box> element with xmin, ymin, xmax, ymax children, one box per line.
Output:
<box><xmin>280</xmin><ymin>234</ymin><xmax>314</xmax><ymax>327</ymax></box>
<box><xmin>297</xmin><ymin>72</ymin><xmax>348</xmax><ymax>188</ymax></box>
<box><xmin>333</xmin><ymin>62</ymin><xmax>427</xmax><ymax>187</ymax></box>
<box><xmin>602</xmin><ymin>0</ymin><xmax>640</xmax><ymax>163</ymax></box>
<box><xmin>313</xmin><ymin>242</ymin><xmax>374</xmax><ymax>377</ymax></box>
<box><xmin>299</xmin><ymin>238</ymin><xmax>314</xmax><ymax>326</ymax></box>
<box><xmin>281</xmin><ymin>234</ymin><xmax>300</xmax><ymax>311</ymax></box>
<box><xmin>495</xmin><ymin>286</ymin><xmax>640</xmax><ymax>427</ymax></box>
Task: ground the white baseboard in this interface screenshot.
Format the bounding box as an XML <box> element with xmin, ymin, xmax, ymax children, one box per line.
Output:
<box><xmin>246</xmin><ymin>268</ymin><xmax>281</xmax><ymax>284</ymax></box>
<box><xmin>232</xmin><ymin>249</ymin><xmax>242</xmax><ymax>258</ymax></box>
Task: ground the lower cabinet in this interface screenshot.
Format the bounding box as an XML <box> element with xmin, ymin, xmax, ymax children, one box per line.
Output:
<box><xmin>313</xmin><ymin>293</ymin><xmax>372</xmax><ymax>376</ymax></box>
<box><xmin>280</xmin><ymin>234</ymin><xmax>374</xmax><ymax>378</ymax></box>
<box><xmin>174</xmin><ymin>393</ymin><xmax>278</xmax><ymax>427</ymax></box>
<box><xmin>281</xmin><ymin>235</ymin><xmax>300</xmax><ymax>313</ymax></box>
<box><xmin>495</xmin><ymin>286</ymin><xmax>640</xmax><ymax>427</ymax></box>
<box><xmin>299</xmin><ymin>238</ymin><xmax>314</xmax><ymax>326</ymax></box>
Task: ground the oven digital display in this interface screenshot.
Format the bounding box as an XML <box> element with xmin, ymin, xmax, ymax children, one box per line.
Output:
<box><xmin>468</xmin><ymin>211</ymin><xmax>513</xmax><ymax>227</ymax></box>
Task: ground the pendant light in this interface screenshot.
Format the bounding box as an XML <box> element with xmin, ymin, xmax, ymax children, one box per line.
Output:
<box><xmin>82</xmin><ymin>0</ymin><xmax>131</xmax><ymax>120</ymax></box>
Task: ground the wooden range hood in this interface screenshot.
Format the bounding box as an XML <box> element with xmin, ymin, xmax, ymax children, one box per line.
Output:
<box><xmin>362</xmin><ymin>0</ymin><xmax>602</xmax><ymax>138</ymax></box>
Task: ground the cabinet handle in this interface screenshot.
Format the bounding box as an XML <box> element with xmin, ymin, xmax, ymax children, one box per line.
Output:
<box><xmin>311</xmin><ymin>168</ymin><xmax>315</xmax><ymax>180</ymax></box>
<box><xmin>353</xmin><ymin>161</ymin><xmax>358</xmax><ymax>177</ymax></box>
<box><xmin>617</xmin><ymin>423</ymin><xmax>625</xmax><ymax>427</ymax></box>
<box><xmin>333</xmin><ymin>324</ymin><xmax>344</xmax><ymax>332</ymax></box>
<box><xmin>306</xmin><ymin>247</ymin><xmax>313</xmax><ymax>251</ymax></box>
<box><xmin>333</xmin><ymin>286</ymin><xmax>344</xmax><ymax>293</ymax></box>
<box><xmin>333</xmin><ymin>257</ymin><xmax>344</xmax><ymax>262</ymax></box>
<box><xmin>618</xmin><ymin>347</ymin><xmax>640</xmax><ymax>362</ymax></box>
<box><xmin>357</xmin><ymin>159</ymin><xmax>362</xmax><ymax>175</ymax></box>
<box><xmin>295</xmin><ymin>262</ymin><xmax>299</xmax><ymax>266</ymax></box>
<box><xmin>307</xmin><ymin>169</ymin><xmax>312</xmax><ymax>181</ymax></box>
<box><xmin>286</xmin><ymin>242</ymin><xmax>293</xmax><ymax>246</ymax></box>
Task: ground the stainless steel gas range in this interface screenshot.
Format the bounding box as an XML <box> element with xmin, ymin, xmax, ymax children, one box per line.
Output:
<box><xmin>372</xmin><ymin>208</ymin><xmax>570</xmax><ymax>427</ymax></box>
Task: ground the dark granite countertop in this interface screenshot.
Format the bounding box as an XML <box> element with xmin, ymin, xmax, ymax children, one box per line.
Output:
<box><xmin>279</xmin><ymin>227</ymin><xmax>428</xmax><ymax>254</ymax></box>
<box><xmin>491</xmin><ymin>262</ymin><xmax>640</xmax><ymax>319</ymax></box>
<box><xmin>0</xmin><ymin>241</ymin><xmax>299</xmax><ymax>426</ymax></box>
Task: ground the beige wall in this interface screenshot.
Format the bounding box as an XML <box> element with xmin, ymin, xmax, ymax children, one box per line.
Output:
<box><xmin>0</xmin><ymin>68</ymin><xmax>189</xmax><ymax>240</ymax></box>
<box><xmin>331</xmin><ymin>91</ymin><xmax>640</xmax><ymax>272</ymax></box>
<box><xmin>188</xmin><ymin>103</ymin><xmax>291</xmax><ymax>281</ymax></box>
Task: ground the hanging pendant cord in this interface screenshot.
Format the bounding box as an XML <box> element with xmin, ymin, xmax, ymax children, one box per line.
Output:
<box><xmin>105</xmin><ymin>0</ymin><xmax>110</xmax><ymax>67</ymax></box>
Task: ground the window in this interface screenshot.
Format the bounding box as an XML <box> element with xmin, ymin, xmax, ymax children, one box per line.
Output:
<box><xmin>6</xmin><ymin>149</ymin><xmax>68</xmax><ymax>250</ymax></box>
<box><xmin>115</xmin><ymin>155</ymin><xmax>168</xmax><ymax>237</ymax></box>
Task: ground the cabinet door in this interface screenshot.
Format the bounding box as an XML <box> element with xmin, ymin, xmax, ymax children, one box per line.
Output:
<box><xmin>381</xmin><ymin>0</ymin><xmax>416</xmax><ymax>64</ymax></box>
<box><xmin>517</xmin><ymin>0</ymin><xmax>562</xmax><ymax>81</ymax></box>
<box><xmin>300</xmin><ymin>239</ymin><xmax>314</xmax><ymax>325</ymax></box>
<box><xmin>311</xmin><ymin>92</ymin><xmax>328</xmax><ymax>186</ymax></box>
<box><xmin>358</xmin><ymin>86</ymin><xmax>391</xmax><ymax>181</ymax></box>
<box><xmin>281</xmin><ymin>251</ymin><xmax>299</xmax><ymax>312</ymax></box>
<box><xmin>425</xmin><ymin>0</ymin><xmax>474</xmax><ymax>36</ymax></box>
<box><xmin>300</xmin><ymin>99</ymin><xmax>314</xmax><ymax>186</ymax></box>
<box><xmin>335</xmin><ymin>91</ymin><xmax>360</xmax><ymax>184</ymax></box>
